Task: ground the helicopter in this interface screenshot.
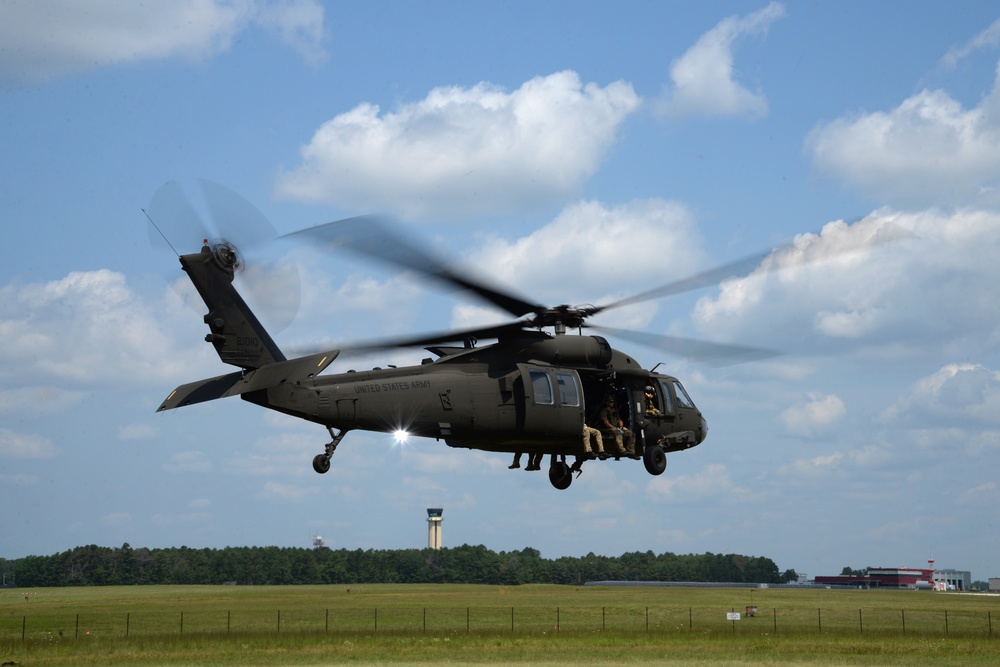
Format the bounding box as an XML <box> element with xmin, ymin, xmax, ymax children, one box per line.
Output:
<box><xmin>149</xmin><ymin>181</ymin><xmax>890</xmax><ymax>490</ymax></box>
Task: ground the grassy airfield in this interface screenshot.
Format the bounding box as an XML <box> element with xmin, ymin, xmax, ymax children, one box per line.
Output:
<box><xmin>1</xmin><ymin>584</ymin><xmax>998</xmax><ymax>665</ymax></box>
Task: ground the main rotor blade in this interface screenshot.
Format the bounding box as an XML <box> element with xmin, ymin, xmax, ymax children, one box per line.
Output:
<box><xmin>282</xmin><ymin>216</ymin><xmax>544</xmax><ymax>318</ymax></box>
<box><xmin>290</xmin><ymin>321</ymin><xmax>531</xmax><ymax>357</ymax></box>
<box><xmin>592</xmin><ymin>221</ymin><xmax>910</xmax><ymax>315</ymax></box>
<box><xmin>590</xmin><ymin>325</ymin><xmax>779</xmax><ymax>366</ymax></box>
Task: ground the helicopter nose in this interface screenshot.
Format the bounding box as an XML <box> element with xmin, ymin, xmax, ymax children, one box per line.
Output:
<box><xmin>699</xmin><ymin>415</ymin><xmax>708</xmax><ymax>442</ymax></box>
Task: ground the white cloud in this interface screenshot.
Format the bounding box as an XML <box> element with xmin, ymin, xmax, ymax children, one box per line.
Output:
<box><xmin>275</xmin><ymin>71</ymin><xmax>641</xmax><ymax>219</ymax></box>
<box><xmin>0</xmin><ymin>0</ymin><xmax>327</xmax><ymax>84</ymax></box>
<box><xmin>691</xmin><ymin>209</ymin><xmax>1000</xmax><ymax>361</ymax></box>
<box><xmin>0</xmin><ymin>270</ymin><xmax>199</xmax><ymax>386</ymax></box>
<box><xmin>780</xmin><ymin>393</ymin><xmax>846</xmax><ymax>437</ymax></box>
<box><xmin>466</xmin><ymin>199</ymin><xmax>707</xmax><ymax>316</ymax></box>
<box><xmin>646</xmin><ymin>463</ymin><xmax>749</xmax><ymax>500</ymax></box>
<box><xmin>0</xmin><ymin>386</ymin><xmax>87</xmax><ymax>413</ymax></box>
<box><xmin>0</xmin><ymin>427</ymin><xmax>57</xmax><ymax>459</ymax></box>
<box><xmin>806</xmin><ymin>62</ymin><xmax>1000</xmax><ymax>208</ymax></box>
<box><xmin>260</xmin><ymin>480</ymin><xmax>319</xmax><ymax>501</ymax></box>
<box><xmin>940</xmin><ymin>18</ymin><xmax>1000</xmax><ymax>70</ymax></box>
<box><xmin>163</xmin><ymin>450</ymin><xmax>213</xmax><ymax>474</ymax></box>
<box><xmin>881</xmin><ymin>363</ymin><xmax>1000</xmax><ymax>428</ymax></box>
<box><xmin>657</xmin><ymin>1</ymin><xmax>786</xmax><ymax>119</ymax></box>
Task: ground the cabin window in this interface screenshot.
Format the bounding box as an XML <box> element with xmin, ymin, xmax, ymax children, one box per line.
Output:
<box><xmin>673</xmin><ymin>380</ymin><xmax>696</xmax><ymax>409</ymax></box>
<box><xmin>529</xmin><ymin>370</ymin><xmax>554</xmax><ymax>405</ymax></box>
<box><xmin>556</xmin><ymin>371</ymin><xmax>580</xmax><ymax>407</ymax></box>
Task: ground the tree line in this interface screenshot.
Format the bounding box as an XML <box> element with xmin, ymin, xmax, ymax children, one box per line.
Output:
<box><xmin>1</xmin><ymin>543</ymin><xmax>791</xmax><ymax>588</ymax></box>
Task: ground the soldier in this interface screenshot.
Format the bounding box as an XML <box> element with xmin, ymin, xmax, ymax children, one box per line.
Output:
<box><xmin>597</xmin><ymin>396</ymin><xmax>635</xmax><ymax>457</ymax></box>
<box><xmin>583</xmin><ymin>423</ymin><xmax>607</xmax><ymax>459</ymax></box>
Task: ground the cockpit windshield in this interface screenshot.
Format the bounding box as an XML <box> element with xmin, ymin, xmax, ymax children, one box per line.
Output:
<box><xmin>672</xmin><ymin>380</ymin><xmax>696</xmax><ymax>409</ymax></box>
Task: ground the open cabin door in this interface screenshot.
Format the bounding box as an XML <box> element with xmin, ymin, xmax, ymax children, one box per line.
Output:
<box><xmin>516</xmin><ymin>363</ymin><xmax>584</xmax><ymax>438</ymax></box>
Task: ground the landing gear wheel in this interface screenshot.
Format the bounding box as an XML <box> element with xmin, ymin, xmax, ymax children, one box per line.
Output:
<box><xmin>549</xmin><ymin>461</ymin><xmax>573</xmax><ymax>490</ymax></box>
<box><xmin>313</xmin><ymin>454</ymin><xmax>331</xmax><ymax>474</ymax></box>
<box><xmin>643</xmin><ymin>446</ymin><xmax>667</xmax><ymax>476</ymax></box>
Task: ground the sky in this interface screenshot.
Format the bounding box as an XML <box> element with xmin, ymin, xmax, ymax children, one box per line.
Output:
<box><xmin>2</xmin><ymin>0</ymin><xmax>1000</xmax><ymax>583</ymax></box>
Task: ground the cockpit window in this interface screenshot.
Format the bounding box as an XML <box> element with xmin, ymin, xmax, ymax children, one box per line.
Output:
<box><xmin>673</xmin><ymin>380</ymin><xmax>696</xmax><ymax>409</ymax></box>
<box><xmin>556</xmin><ymin>371</ymin><xmax>580</xmax><ymax>407</ymax></box>
<box><xmin>658</xmin><ymin>380</ymin><xmax>675</xmax><ymax>414</ymax></box>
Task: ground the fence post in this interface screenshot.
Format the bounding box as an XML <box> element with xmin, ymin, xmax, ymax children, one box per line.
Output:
<box><xmin>76</xmin><ymin>613</ymin><xmax>79</xmax><ymax>639</ymax></box>
<box><xmin>277</xmin><ymin>609</ymin><xmax>281</xmax><ymax>634</ymax></box>
<box><xmin>773</xmin><ymin>607</ymin><xmax>777</xmax><ymax>636</ymax></box>
<box><xmin>325</xmin><ymin>608</ymin><xmax>329</xmax><ymax>633</ymax></box>
<box><xmin>374</xmin><ymin>608</ymin><xmax>378</xmax><ymax>633</ymax></box>
<box><xmin>180</xmin><ymin>611</ymin><xmax>184</xmax><ymax>635</ymax></box>
<box><xmin>646</xmin><ymin>607</ymin><xmax>649</xmax><ymax>633</ymax></box>
<box><xmin>21</xmin><ymin>616</ymin><xmax>25</xmax><ymax>642</ymax></box>
<box><xmin>989</xmin><ymin>610</ymin><xmax>992</xmax><ymax>636</ymax></box>
<box><xmin>689</xmin><ymin>607</ymin><xmax>692</xmax><ymax>631</ymax></box>
<box><xmin>817</xmin><ymin>608</ymin><xmax>821</xmax><ymax>634</ymax></box>
<box><xmin>901</xmin><ymin>609</ymin><xmax>905</xmax><ymax>635</ymax></box>
<box><xmin>228</xmin><ymin>610</ymin><xmax>231</xmax><ymax>634</ymax></box>
<box><xmin>859</xmin><ymin>608</ymin><xmax>863</xmax><ymax>634</ymax></box>
<box><xmin>126</xmin><ymin>612</ymin><xmax>130</xmax><ymax>637</ymax></box>
<box><xmin>556</xmin><ymin>607</ymin><xmax>560</xmax><ymax>632</ymax></box>
<box><xmin>467</xmin><ymin>607</ymin><xmax>470</xmax><ymax>633</ymax></box>
<box><xmin>945</xmin><ymin>610</ymin><xmax>949</xmax><ymax>635</ymax></box>
<box><xmin>511</xmin><ymin>607</ymin><xmax>514</xmax><ymax>634</ymax></box>
<box><xmin>602</xmin><ymin>606</ymin><xmax>605</xmax><ymax>631</ymax></box>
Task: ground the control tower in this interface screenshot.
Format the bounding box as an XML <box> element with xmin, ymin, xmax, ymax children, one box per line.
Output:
<box><xmin>426</xmin><ymin>508</ymin><xmax>443</xmax><ymax>550</ymax></box>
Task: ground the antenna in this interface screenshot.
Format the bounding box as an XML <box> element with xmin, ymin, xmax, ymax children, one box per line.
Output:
<box><xmin>142</xmin><ymin>208</ymin><xmax>180</xmax><ymax>257</ymax></box>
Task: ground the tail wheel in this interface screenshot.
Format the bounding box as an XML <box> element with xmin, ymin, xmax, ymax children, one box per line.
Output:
<box><xmin>548</xmin><ymin>461</ymin><xmax>573</xmax><ymax>490</ymax></box>
<box><xmin>643</xmin><ymin>446</ymin><xmax>667</xmax><ymax>476</ymax></box>
<box><xmin>312</xmin><ymin>454</ymin><xmax>331</xmax><ymax>474</ymax></box>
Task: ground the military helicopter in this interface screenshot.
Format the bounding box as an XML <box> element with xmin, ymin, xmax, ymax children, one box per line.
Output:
<box><xmin>148</xmin><ymin>181</ymin><xmax>885</xmax><ymax>490</ymax></box>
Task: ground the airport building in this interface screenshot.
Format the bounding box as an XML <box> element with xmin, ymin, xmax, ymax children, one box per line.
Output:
<box><xmin>814</xmin><ymin>566</ymin><xmax>971</xmax><ymax>590</ymax></box>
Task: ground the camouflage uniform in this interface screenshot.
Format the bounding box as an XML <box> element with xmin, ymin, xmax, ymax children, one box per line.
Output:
<box><xmin>597</xmin><ymin>401</ymin><xmax>635</xmax><ymax>455</ymax></box>
<box><xmin>583</xmin><ymin>424</ymin><xmax>605</xmax><ymax>455</ymax></box>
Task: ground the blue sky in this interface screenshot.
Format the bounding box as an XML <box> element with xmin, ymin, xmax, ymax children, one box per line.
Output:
<box><xmin>3</xmin><ymin>1</ymin><xmax>1000</xmax><ymax>582</ymax></box>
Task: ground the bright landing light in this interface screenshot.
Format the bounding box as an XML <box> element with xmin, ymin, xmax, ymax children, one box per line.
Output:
<box><xmin>393</xmin><ymin>429</ymin><xmax>410</xmax><ymax>445</ymax></box>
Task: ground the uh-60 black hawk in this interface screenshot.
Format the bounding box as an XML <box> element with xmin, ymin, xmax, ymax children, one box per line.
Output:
<box><xmin>149</xmin><ymin>181</ymin><xmax>880</xmax><ymax>490</ymax></box>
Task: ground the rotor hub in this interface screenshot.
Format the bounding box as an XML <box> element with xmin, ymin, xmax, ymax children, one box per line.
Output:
<box><xmin>210</xmin><ymin>239</ymin><xmax>243</xmax><ymax>273</ymax></box>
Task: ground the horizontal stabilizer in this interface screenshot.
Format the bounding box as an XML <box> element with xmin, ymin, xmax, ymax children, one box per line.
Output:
<box><xmin>157</xmin><ymin>350</ymin><xmax>339</xmax><ymax>411</ymax></box>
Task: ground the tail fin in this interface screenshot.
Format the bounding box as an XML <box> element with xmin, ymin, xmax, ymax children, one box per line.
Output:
<box><xmin>180</xmin><ymin>242</ymin><xmax>285</xmax><ymax>369</ymax></box>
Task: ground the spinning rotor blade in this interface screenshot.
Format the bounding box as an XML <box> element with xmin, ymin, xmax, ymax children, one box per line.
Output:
<box><xmin>590</xmin><ymin>222</ymin><xmax>909</xmax><ymax>316</ymax></box>
<box><xmin>589</xmin><ymin>325</ymin><xmax>779</xmax><ymax>366</ymax></box>
<box><xmin>283</xmin><ymin>216</ymin><xmax>544</xmax><ymax>318</ymax></box>
<box><xmin>145</xmin><ymin>180</ymin><xmax>301</xmax><ymax>332</ymax></box>
<box><xmin>290</xmin><ymin>321</ymin><xmax>531</xmax><ymax>358</ymax></box>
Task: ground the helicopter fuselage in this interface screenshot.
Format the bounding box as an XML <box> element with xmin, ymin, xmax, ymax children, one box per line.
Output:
<box><xmin>242</xmin><ymin>333</ymin><xmax>707</xmax><ymax>458</ymax></box>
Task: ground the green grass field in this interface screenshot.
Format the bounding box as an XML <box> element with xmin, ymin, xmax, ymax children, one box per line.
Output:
<box><xmin>2</xmin><ymin>584</ymin><xmax>998</xmax><ymax>665</ymax></box>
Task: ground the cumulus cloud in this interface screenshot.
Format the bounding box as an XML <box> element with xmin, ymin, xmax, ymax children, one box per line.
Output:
<box><xmin>657</xmin><ymin>1</ymin><xmax>786</xmax><ymax>119</ymax></box>
<box><xmin>463</xmin><ymin>199</ymin><xmax>706</xmax><ymax>321</ymax></box>
<box><xmin>780</xmin><ymin>393</ymin><xmax>846</xmax><ymax>437</ymax></box>
<box><xmin>806</xmin><ymin>62</ymin><xmax>1000</xmax><ymax>208</ymax></box>
<box><xmin>0</xmin><ymin>428</ymin><xmax>57</xmax><ymax>459</ymax></box>
<box><xmin>940</xmin><ymin>18</ymin><xmax>1000</xmax><ymax>70</ymax></box>
<box><xmin>0</xmin><ymin>386</ymin><xmax>86</xmax><ymax>413</ymax></box>
<box><xmin>0</xmin><ymin>0</ymin><xmax>327</xmax><ymax>84</ymax></box>
<box><xmin>646</xmin><ymin>463</ymin><xmax>749</xmax><ymax>500</ymax></box>
<box><xmin>881</xmin><ymin>363</ymin><xmax>1000</xmax><ymax>428</ymax></box>
<box><xmin>691</xmin><ymin>209</ymin><xmax>1000</xmax><ymax>361</ymax></box>
<box><xmin>275</xmin><ymin>71</ymin><xmax>641</xmax><ymax>219</ymax></box>
<box><xmin>163</xmin><ymin>450</ymin><xmax>213</xmax><ymax>474</ymax></box>
<box><xmin>0</xmin><ymin>270</ymin><xmax>200</xmax><ymax>385</ymax></box>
